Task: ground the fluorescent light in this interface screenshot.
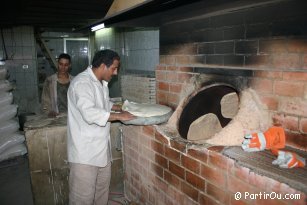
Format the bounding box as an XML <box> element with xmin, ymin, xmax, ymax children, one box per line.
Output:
<box><xmin>91</xmin><ymin>23</ymin><xmax>105</xmax><ymax>32</ymax></box>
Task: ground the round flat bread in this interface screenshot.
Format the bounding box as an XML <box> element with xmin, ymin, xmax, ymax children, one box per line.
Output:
<box><xmin>220</xmin><ymin>92</ymin><xmax>239</xmax><ymax>119</ymax></box>
<box><xmin>187</xmin><ymin>113</ymin><xmax>222</xmax><ymax>141</ymax></box>
<box><xmin>122</xmin><ymin>100</ymin><xmax>172</xmax><ymax>118</ymax></box>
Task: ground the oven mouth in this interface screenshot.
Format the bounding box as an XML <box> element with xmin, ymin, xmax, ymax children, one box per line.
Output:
<box><xmin>178</xmin><ymin>83</ymin><xmax>239</xmax><ymax>140</ymax></box>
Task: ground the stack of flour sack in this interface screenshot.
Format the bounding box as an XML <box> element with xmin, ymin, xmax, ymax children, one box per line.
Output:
<box><xmin>0</xmin><ymin>67</ymin><xmax>27</xmax><ymax>162</ymax></box>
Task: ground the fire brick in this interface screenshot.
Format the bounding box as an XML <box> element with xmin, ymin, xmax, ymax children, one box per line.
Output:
<box><xmin>201</xmin><ymin>164</ymin><xmax>226</xmax><ymax>187</ymax></box>
<box><xmin>208</xmin><ymin>151</ymin><xmax>229</xmax><ymax>170</ymax></box>
<box><xmin>164</xmin><ymin>170</ymin><xmax>180</xmax><ymax>187</ymax></box>
<box><xmin>254</xmin><ymin>71</ymin><xmax>283</xmax><ymax>79</ymax></box>
<box><xmin>181</xmin><ymin>155</ymin><xmax>200</xmax><ymax>174</ymax></box>
<box><xmin>199</xmin><ymin>193</ymin><xmax>221</xmax><ymax>205</ymax></box>
<box><xmin>283</xmin><ymin>71</ymin><xmax>307</xmax><ymax>81</ymax></box>
<box><xmin>180</xmin><ymin>181</ymin><xmax>199</xmax><ymax>202</ymax></box>
<box><xmin>259</xmin><ymin>39</ymin><xmax>287</xmax><ymax>53</ymax></box>
<box><xmin>274</xmin><ymin>80</ymin><xmax>304</xmax><ymax>97</ymax></box>
<box><xmin>227</xmin><ymin>174</ymin><xmax>255</xmax><ymax>194</ymax></box>
<box><xmin>155</xmin><ymin>154</ymin><xmax>168</xmax><ymax>169</ymax></box>
<box><xmin>187</xmin><ymin>148</ymin><xmax>208</xmax><ymax>163</ymax></box>
<box><xmin>158</xmin><ymin>82</ymin><xmax>170</xmax><ymax>91</ymax></box>
<box><xmin>169</xmin><ymin>161</ymin><xmax>185</xmax><ymax>179</ymax></box>
<box><xmin>151</xmin><ymin>163</ymin><xmax>163</xmax><ymax>178</ymax></box>
<box><xmin>300</xmin><ymin>118</ymin><xmax>307</xmax><ymax>134</ymax></box>
<box><xmin>283</xmin><ymin>115</ymin><xmax>299</xmax><ymax>131</ymax></box>
<box><xmin>165</xmin><ymin>71</ymin><xmax>178</xmax><ymax>83</ymax></box>
<box><xmin>235</xmin><ymin>40</ymin><xmax>258</xmax><ymax>54</ymax></box>
<box><xmin>143</xmin><ymin>125</ymin><xmax>155</xmax><ymax>137</ymax></box>
<box><xmin>260</xmin><ymin>95</ymin><xmax>279</xmax><ymax>111</ymax></box>
<box><xmin>272</xmin><ymin>53</ymin><xmax>300</xmax><ymax>69</ymax></box>
<box><xmin>250</xmin><ymin>78</ymin><xmax>273</xmax><ymax>94</ymax></box>
<box><xmin>185</xmin><ymin>171</ymin><xmax>205</xmax><ymax>190</ymax></box>
<box><xmin>279</xmin><ymin>98</ymin><xmax>307</xmax><ymax>117</ymax></box>
<box><xmin>164</xmin><ymin>146</ymin><xmax>180</xmax><ymax>163</ymax></box>
<box><xmin>151</xmin><ymin>140</ymin><xmax>164</xmax><ymax>155</ymax></box>
<box><xmin>170</xmin><ymin>139</ymin><xmax>186</xmax><ymax>152</ymax></box>
<box><xmin>207</xmin><ymin>182</ymin><xmax>230</xmax><ymax>204</ymax></box>
<box><xmin>155</xmin><ymin>131</ymin><xmax>169</xmax><ymax>144</ymax></box>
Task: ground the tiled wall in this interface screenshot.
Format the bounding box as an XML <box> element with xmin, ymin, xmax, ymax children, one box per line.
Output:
<box><xmin>123</xmin><ymin>29</ymin><xmax>159</xmax><ymax>74</ymax></box>
<box><xmin>38</xmin><ymin>32</ymin><xmax>89</xmax><ymax>80</ymax></box>
<box><xmin>0</xmin><ymin>26</ymin><xmax>39</xmax><ymax>114</ymax></box>
<box><xmin>0</xmin><ymin>28</ymin><xmax>88</xmax><ymax>114</ymax></box>
<box><xmin>95</xmin><ymin>28</ymin><xmax>159</xmax><ymax>74</ymax></box>
<box><xmin>121</xmin><ymin>75</ymin><xmax>156</xmax><ymax>104</ymax></box>
<box><xmin>64</xmin><ymin>39</ymin><xmax>89</xmax><ymax>76</ymax></box>
<box><xmin>94</xmin><ymin>28</ymin><xmax>159</xmax><ymax>97</ymax></box>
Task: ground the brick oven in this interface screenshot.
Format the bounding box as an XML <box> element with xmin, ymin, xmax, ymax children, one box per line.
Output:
<box><xmin>122</xmin><ymin>0</ymin><xmax>307</xmax><ymax>204</ymax></box>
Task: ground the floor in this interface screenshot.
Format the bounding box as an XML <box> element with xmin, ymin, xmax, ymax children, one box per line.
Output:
<box><xmin>0</xmin><ymin>155</ymin><xmax>33</xmax><ymax>205</ymax></box>
<box><xmin>0</xmin><ymin>155</ymin><xmax>130</xmax><ymax>205</ymax></box>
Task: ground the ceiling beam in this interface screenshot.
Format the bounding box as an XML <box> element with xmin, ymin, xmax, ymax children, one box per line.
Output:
<box><xmin>105</xmin><ymin>0</ymin><xmax>149</xmax><ymax>17</ymax></box>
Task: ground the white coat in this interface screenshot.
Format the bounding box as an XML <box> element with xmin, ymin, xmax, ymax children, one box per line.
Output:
<box><xmin>67</xmin><ymin>66</ymin><xmax>113</xmax><ymax>167</ymax></box>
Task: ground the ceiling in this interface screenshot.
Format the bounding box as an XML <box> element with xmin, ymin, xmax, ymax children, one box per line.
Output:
<box><xmin>0</xmin><ymin>0</ymin><xmax>113</xmax><ymax>31</ymax></box>
<box><xmin>0</xmin><ymin>0</ymin><xmax>203</xmax><ymax>32</ymax></box>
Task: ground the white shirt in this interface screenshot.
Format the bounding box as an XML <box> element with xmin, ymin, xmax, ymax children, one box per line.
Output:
<box><xmin>67</xmin><ymin>66</ymin><xmax>113</xmax><ymax>167</ymax></box>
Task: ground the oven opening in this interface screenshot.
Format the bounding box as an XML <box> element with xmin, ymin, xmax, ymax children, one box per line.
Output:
<box><xmin>178</xmin><ymin>83</ymin><xmax>239</xmax><ymax>141</ymax></box>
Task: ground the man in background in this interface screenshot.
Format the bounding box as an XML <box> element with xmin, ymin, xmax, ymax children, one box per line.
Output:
<box><xmin>41</xmin><ymin>53</ymin><xmax>73</xmax><ymax>117</ymax></box>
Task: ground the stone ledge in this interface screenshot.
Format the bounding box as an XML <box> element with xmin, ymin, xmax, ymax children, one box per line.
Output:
<box><xmin>223</xmin><ymin>146</ymin><xmax>307</xmax><ymax>194</ymax></box>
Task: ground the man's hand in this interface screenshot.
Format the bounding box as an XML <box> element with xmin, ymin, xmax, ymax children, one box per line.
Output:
<box><xmin>119</xmin><ymin>111</ymin><xmax>136</xmax><ymax>121</ymax></box>
<box><xmin>272</xmin><ymin>150</ymin><xmax>305</xmax><ymax>168</ymax></box>
<box><xmin>112</xmin><ymin>104</ymin><xmax>122</xmax><ymax>112</ymax></box>
<box><xmin>109</xmin><ymin>110</ymin><xmax>136</xmax><ymax>122</ymax></box>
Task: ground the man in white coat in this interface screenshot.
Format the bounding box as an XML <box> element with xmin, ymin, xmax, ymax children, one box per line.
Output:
<box><xmin>67</xmin><ymin>49</ymin><xmax>135</xmax><ymax>205</ymax></box>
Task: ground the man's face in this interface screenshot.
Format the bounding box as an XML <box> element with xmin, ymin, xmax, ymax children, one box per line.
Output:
<box><xmin>103</xmin><ymin>59</ymin><xmax>119</xmax><ymax>82</ymax></box>
<box><xmin>58</xmin><ymin>58</ymin><xmax>71</xmax><ymax>74</ymax></box>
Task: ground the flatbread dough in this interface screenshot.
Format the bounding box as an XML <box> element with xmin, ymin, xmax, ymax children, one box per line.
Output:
<box><xmin>122</xmin><ymin>100</ymin><xmax>172</xmax><ymax>117</ymax></box>
<box><xmin>220</xmin><ymin>92</ymin><xmax>239</xmax><ymax>119</ymax></box>
<box><xmin>187</xmin><ymin>113</ymin><xmax>222</xmax><ymax>141</ymax></box>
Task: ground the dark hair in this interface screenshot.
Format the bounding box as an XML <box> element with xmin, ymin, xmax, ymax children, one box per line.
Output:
<box><xmin>58</xmin><ymin>53</ymin><xmax>71</xmax><ymax>63</ymax></box>
<box><xmin>92</xmin><ymin>49</ymin><xmax>120</xmax><ymax>68</ymax></box>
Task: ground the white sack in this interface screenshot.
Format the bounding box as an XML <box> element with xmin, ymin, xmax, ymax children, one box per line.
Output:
<box><xmin>0</xmin><ymin>92</ymin><xmax>13</xmax><ymax>107</ymax></box>
<box><xmin>0</xmin><ymin>68</ymin><xmax>7</xmax><ymax>80</ymax></box>
<box><xmin>0</xmin><ymin>80</ymin><xmax>13</xmax><ymax>92</ymax></box>
<box><xmin>0</xmin><ymin>132</ymin><xmax>25</xmax><ymax>154</ymax></box>
<box><xmin>0</xmin><ymin>143</ymin><xmax>27</xmax><ymax>162</ymax></box>
<box><xmin>0</xmin><ymin>120</ymin><xmax>19</xmax><ymax>137</ymax></box>
<box><xmin>0</xmin><ymin>104</ymin><xmax>18</xmax><ymax>123</ymax></box>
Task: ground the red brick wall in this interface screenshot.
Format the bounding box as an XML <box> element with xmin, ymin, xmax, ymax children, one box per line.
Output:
<box><xmin>122</xmin><ymin>125</ymin><xmax>306</xmax><ymax>205</ymax></box>
<box><xmin>156</xmin><ymin>67</ymin><xmax>307</xmax><ymax>150</ymax></box>
<box><xmin>123</xmin><ymin>1</ymin><xmax>307</xmax><ymax>204</ymax></box>
<box><xmin>156</xmin><ymin>0</ymin><xmax>307</xmax><ymax>151</ymax></box>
